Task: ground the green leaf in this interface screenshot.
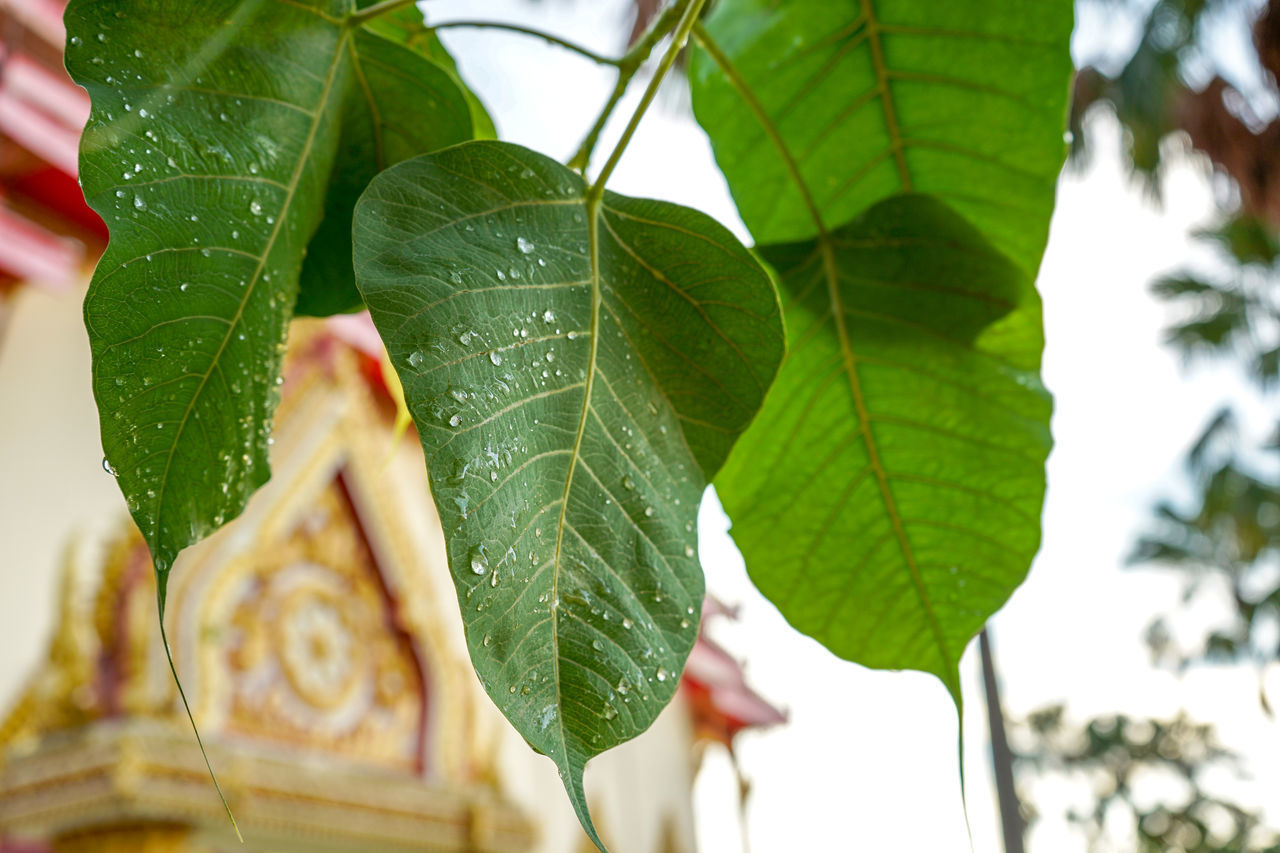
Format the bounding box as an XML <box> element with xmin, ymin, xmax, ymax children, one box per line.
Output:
<box><xmin>359</xmin><ymin>3</ymin><xmax>498</xmax><ymax>140</ymax></box>
<box><xmin>67</xmin><ymin>0</ymin><xmax>472</xmax><ymax>587</ymax></box>
<box><xmin>295</xmin><ymin>28</ymin><xmax>475</xmax><ymax>315</ymax></box>
<box><xmin>690</xmin><ymin>0</ymin><xmax>1074</xmax><ymax>275</ymax></box>
<box><xmin>352</xmin><ymin>140</ymin><xmax>783</xmax><ymax>848</ymax></box>
<box><xmin>688</xmin><ymin>0</ymin><xmax>1070</xmax><ymax>701</ymax></box>
<box><xmin>715</xmin><ymin>194</ymin><xmax>1051</xmax><ymax>700</ymax></box>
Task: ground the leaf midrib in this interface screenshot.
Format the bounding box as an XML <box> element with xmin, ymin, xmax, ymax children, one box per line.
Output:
<box><xmin>696</xmin><ymin>22</ymin><xmax>955</xmax><ymax>687</ymax></box>
<box><xmin>150</xmin><ymin>27</ymin><xmax>352</xmax><ymax>560</ymax></box>
<box><xmin>347</xmin><ymin>35</ymin><xmax>386</xmax><ymax>170</ymax></box>
<box><xmin>859</xmin><ymin>0</ymin><xmax>912</xmax><ymax>190</ymax></box>
<box><xmin>548</xmin><ymin>192</ymin><xmax>605</xmax><ymax>763</ymax></box>
<box><xmin>820</xmin><ymin>237</ymin><xmax>955</xmax><ymax>689</ymax></box>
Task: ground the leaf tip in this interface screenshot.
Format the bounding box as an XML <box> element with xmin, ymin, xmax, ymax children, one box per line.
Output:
<box><xmin>156</xmin><ymin>579</ymin><xmax>242</xmax><ymax>841</ymax></box>
<box><xmin>559</xmin><ymin>759</ymin><xmax>610</xmax><ymax>853</ymax></box>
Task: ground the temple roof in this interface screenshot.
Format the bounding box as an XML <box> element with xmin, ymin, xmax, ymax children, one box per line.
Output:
<box><xmin>0</xmin><ymin>0</ymin><xmax>105</xmax><ymax>294</ymax></box>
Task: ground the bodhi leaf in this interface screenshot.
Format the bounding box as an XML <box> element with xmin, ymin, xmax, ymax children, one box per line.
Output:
<box><xmin>352</xmin><ymin>140</ymin><xmax>783</xmax><ymax>848</ymax></box>
<box><xmin>295</xmin><ymin>0</ymin><xmax>496</xmax><ymax>317</ymax></box>
<box><xmin>360</xmin><ymin>3</ymin><xmax>498</xmax><ymax>140</ymax></box>
<box><xmin>689</xmin><ymin>0</ymin><xmax>1074</xmax><ymax>275</ymax></box>
<box><xmin>67</xmin><ymin>0</ymin><xmax>471</xmax><ymax>596</ymax></box>
<box><xmin>690</xmin><ymin>0</ymin><xmax>1070</xmax><ymax>700</ymax></box>
<box><xmin>296</xmin><ymin>15</ymin><xmax>476</xmax><ymax>315</ymax></box>
<box><xmin>292</xmin><ymin>26</ymin><xmax>474</xmax><ymax>315</ymax></box>
<box><xmin>716</xmin><ymin>194</ymin><xmax>1051</xmax><ymax>700</ymax></box>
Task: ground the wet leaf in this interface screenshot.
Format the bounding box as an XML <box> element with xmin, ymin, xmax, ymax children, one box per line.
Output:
<box><xmin>353</xmin><ymin>140</ymin><xmax>783</xmax><ymax>849</ymax></box>
<box><xmin>68</xmin><ymin>0</ymin><xmax>472</xmax><ymax>592</ymax></box>
<box><xmin>716</xmin><ymin>194</ymin><xmax>1051</xmax><ymax>701</ymax></box>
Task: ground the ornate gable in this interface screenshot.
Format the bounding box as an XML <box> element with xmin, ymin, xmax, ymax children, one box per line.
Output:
<box><xmin>0</xmin><ymin>322</ymin><xmax>532</xmax><ymax>851</ymax></box>
<box><xmin>0</xmin><ymin>318</ymin><xmax>765</xmax><ymax>853</ymax></box>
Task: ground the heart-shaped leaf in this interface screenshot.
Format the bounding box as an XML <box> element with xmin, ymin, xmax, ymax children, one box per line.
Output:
<box><xmin>689</xmin><ymin>0</ymin><xmax>1069</xmax><ymax>701</ymax></box>
<box><xmin>716</xmin><ymin>194</ymin><xmax>1051</xmax><ymax>700</ymax></box>
<box><xmin>690</xmin><ymin>0</ymin><xmax>1073</xmax><ymax>275</ymax></box>
<box><xmin>68</xmin><ymin>0</ymin><xmax>472</xmax><ymax>593</ymax></box>
<box><xmin>352</xmin><ymin>140</ymin><xmax>783</xmax><ymax>848</ymax></box>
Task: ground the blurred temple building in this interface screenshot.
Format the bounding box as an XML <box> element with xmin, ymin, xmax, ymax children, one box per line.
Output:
<box><xmin>0</xmin><ymin>323</ymin><xmax>782</xmax><ymax>853</ymax></box>
<box><xmin>0</xmin><ymin>0</ymin><xmax>105</xmax><ymax>316</ymax></box>
<box><xmin>0</xmin><ymin>2</ymin><xmax>783</xmax><ymax>852</ymax></box>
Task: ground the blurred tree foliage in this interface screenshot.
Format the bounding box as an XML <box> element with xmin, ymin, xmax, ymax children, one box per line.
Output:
<box><xmin>1013</xmin><ymin>1</ymin><xmax>1280</xmax><ymax>850</ymax></box>
<box><xmin>1014</xmin><ymin>706</ymin><xmax>1280</xmax><ymax>851</ymax></box>
<box><xmin>1133</xmin><ymin>404</ymin><xmax>1280</xmax><ymax>682</ymax></box>
<box><xmin>1072</xmin><ymin>0</ymin><xmax>1280</xmax><ymax>213</ymax></box>
<box><xmin>1093</xmin><ymin>0</ymin><xmax>1280</xmax><ymax>701</ymax></box>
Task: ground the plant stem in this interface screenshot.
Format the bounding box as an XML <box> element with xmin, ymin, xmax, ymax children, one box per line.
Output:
<box><xmin>586</xmin><ymin>0</ymin><xmax>706</xmax><ymax>201</ymax></box>
<box><xmin>567</xmin><ymin>2</ymin><xmax>684</xmax><ymax>174</ymax></box>
<box><xmin>347</xmin><ymin>0</ymin><xmax>418</xmax><ymax>28</ymax></box>
<box><xmin>568</xmin><ymin>77</ymin><xmax>632</xmax><ymax>175</ymax></box>
<box><xmin>429</xmin><ymin>21</ymin><xmax>622</xmax><ymax>67</ymax></box>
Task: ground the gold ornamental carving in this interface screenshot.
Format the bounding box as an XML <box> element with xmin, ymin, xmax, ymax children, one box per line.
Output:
<box><xmin>222</xmin><ymin>481</ymin><xmax>425</xmax><ymax>771</ymax></box>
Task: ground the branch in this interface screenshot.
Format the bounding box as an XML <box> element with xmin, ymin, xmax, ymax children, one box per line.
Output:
<box><xmin>587</xmin><ymin>0</ymin><xmax>707</xmax><ymax>199</ymax></box>
<box><xmin>567</xmin><ymin>2</ymin><xmax>684</xmax><ymax>174</ymax></box>
<box><xmin>429</xmin><ymin>20</ymin><xmax>622</xmax><ymax>67</ymax></box>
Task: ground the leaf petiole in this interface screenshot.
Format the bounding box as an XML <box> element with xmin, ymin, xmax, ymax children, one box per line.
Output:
<box><xmin>585</xmin><ymin>0</ymin><xmax>708</xmax><ymax>200</ymax></box>
<box><xmin>346</xmin><ymin>0</ymin><xmax>419</xmax><ymax>29</ymax></box>
<box><xmin>567</xmin><ymin>1</ymin><xmax>685</xmax><ymax>174</ymax></box>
